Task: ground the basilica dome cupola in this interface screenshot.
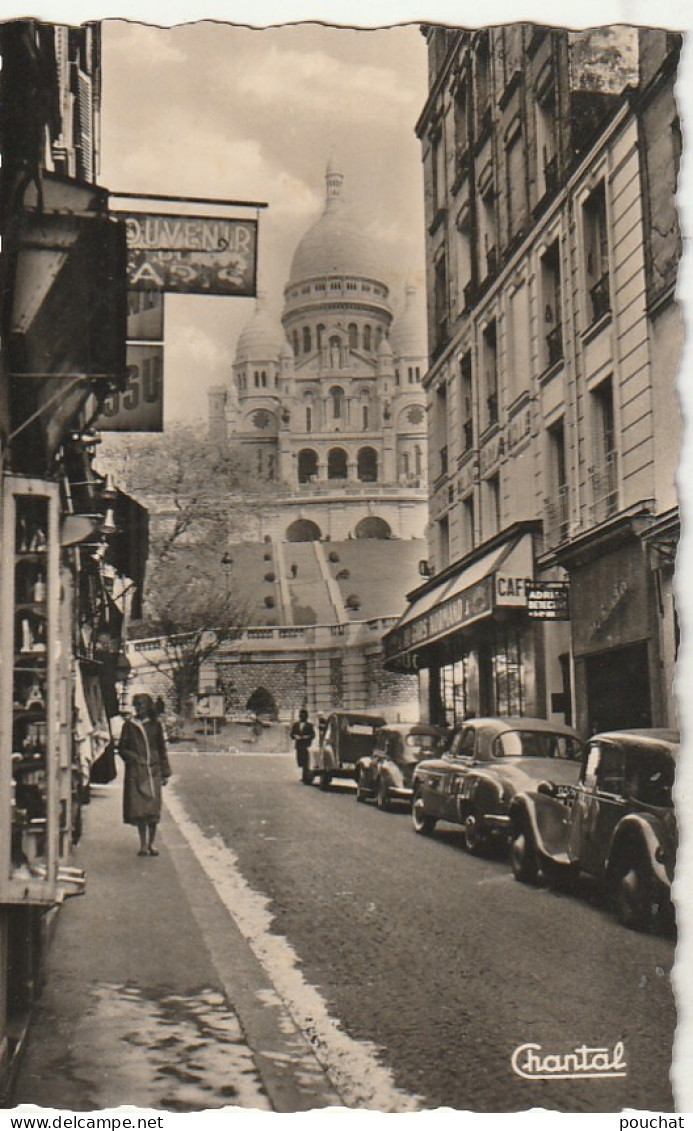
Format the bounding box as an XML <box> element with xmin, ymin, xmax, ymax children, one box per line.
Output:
<box><xmin>234</xmin><ymin>291</ymin><xmax>289</xmax><ymax>402</ymax></box>
<box><xmin>282</xmin><ymin>159</ymin><xmax>393</xmax><ymax>356</ymax></box>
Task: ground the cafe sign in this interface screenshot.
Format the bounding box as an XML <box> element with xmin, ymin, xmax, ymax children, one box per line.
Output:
<box><xmin>118</xmin><ymin>212</ymin><xmax>258</xmax><ymax>296</ymax></box>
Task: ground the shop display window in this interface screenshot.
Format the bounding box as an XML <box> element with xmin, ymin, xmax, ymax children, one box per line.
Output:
<box><xmin>0</xmin><ymin>477</ymin><xmax>74</xmax><ymax>905</ymax></box>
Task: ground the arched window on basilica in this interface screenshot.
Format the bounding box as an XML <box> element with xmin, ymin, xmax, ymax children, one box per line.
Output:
<box><xmin>302</xmin><ymin>326</ymin><xmax>312</xmax><ymax>353</ymax></box>
<box><xmin>298</xmin><ymin>448</ymin><xmax>318</xmax><ymax>484</ymax></box>
<box><xmin>328</xmin><ymin>448</ymin><xmax>348</xmax><ymax>479</ymax></box>
<box><xmin>317</xmin><ymin>323</ymin><xmax>325</xmax><ymax>351</ymax></box>
<box><xmin>348</xmin><ymin>323</ymin><xmax>358</xmax><ymax>350</ymax></box>
<box><xmin>363</xmin><ymin>324</ymin><xmax>372</xmax><ymax>352</ymax></box>
<box><xmin>330</xmin><ymin>386</ymin><xmax>344</xmax><ymax>420</ymax></box>
<box><xmin>357</xmin><ymin>446</ymin><xmax>378</xmax><ymax>482</ymax></box>
<box><xmin>293</xmin><ymin>330</ymin><xmax>300</xmax><ymax>356</ymax></box>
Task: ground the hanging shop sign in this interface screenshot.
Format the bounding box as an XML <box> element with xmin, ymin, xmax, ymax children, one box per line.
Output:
<box><xmin>95</xmin><ymin>343</ymin><xmax>164</xmax><ymax>432</ymax></box>
<box><xmin>118</xmin><ymin>212</ymin><xmax>258</xmax><ymax>296</ymax></box>
<box><xmin>526</xmin><ymin>581</ymin><xmax>571</xmax><ymax>620</ymax></box>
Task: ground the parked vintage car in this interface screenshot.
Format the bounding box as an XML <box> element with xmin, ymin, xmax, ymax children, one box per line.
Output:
<box><xmin>355</xmin><ymin>723</ymin><xmax>448</xmax><ymax>810</ymax></box>
<box><xmin>411</xmin><ymin>716</ymin><xmax>583</xmax><ymax>853</ymax></box>
<box><xmin>307</xmin><ymin>710</ymin><xmax>386</xmax><ymax>790</ymax></box>
<box><xmin>509</xmin><ymin>729</ymin><xmax>678</xmax><ymax>931</ymax></box>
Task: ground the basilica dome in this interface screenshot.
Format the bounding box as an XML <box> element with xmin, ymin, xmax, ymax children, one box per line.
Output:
<box><xmin>288</xmin><ymin>162</ymin><xmax>387</xmax><ymax>287</ymax></box>
<box><xmin>235</xmin><ymin>293</ymin><xmax>288</xmax><ymax>362</ymax></box>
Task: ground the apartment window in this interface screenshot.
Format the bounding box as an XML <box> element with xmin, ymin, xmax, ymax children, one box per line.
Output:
<box><xmin>583</xmin><ymin>181</ymin><xmax>610</xmax><ymax>326</ymax></box>
<box><xmin>456</xmin><ymin>208</ymin><xmax>472</xmax><ymax>308</ymax></box>
<box><xmin>462</xmin><ymin>493</ymin><xmax>475</xmax><ymax>552</ymax></box>
<box><xmin>302</xmin><ymin>326</ymin><xmax>312</xmax><ymax>353</ymax></box>
<box><xmin>460</xmin><ymin>351</ymin><xmax>473</xmax><ymax>452</ymax></box>
<box><xmin>591</xmin><ymin>376</ymin><xmax>618</xmax><ymax>521</ymax></box>
<box><xmin>508</xmin><ymin>282</ymin><xmax>530</xmax><ymax>401</ymax></box>
<box><xmin>486</xmin><ymin>473</ymin><xmax>501</xmax><ymax>536</ymax></box>
<box><xmin>438</xmin><ymin>515</ymin><xmax>450</xmax><ymax>569</ymax></box>
<box><xmin>482</xmin><ymin>321</ymin><xmax>498</xmax><ymax>428</ymax></box>
<box><xmin>454</xmin><ymin>77</ymin><xmax>469</xmax><ymax>180</ymax></box>
<box><xmin>506</xmin><ymin>123</ymin><xmax>525</xmax><ymax>241</ymax></box>
<box><xmin>479</xmin><ymin>185</ymin><xmax>497</xmax><ymax>281</ymax></box>
<box><xmin>535</xmin><ymin>81</ymin><xmax>557</xmax><ymax>199</ymax></box>
<box><xmin>474</xmin><ymin>34</ymin><xmax>491</xmax><ymax>133</ymax></box>
<box><xmin>541</xmin><ymin>240</ymin><xmax>563</xmax><ymax>370</ymax></box>
<box><xmin>434</xmin><ymin>381</ymin><xmax>448</xmax><ymax>480</ymax></box>
<box><xmin>434</xmin><ymin>253</ymin><xmax>448</xmax><ymax>349</ymax></box>
<box><xmin>546</xmin><ymin>417</ymin><xmax>569</xmax><ymax>545</ymax></box>
<box><xmin>431</xmin><ymin>129</ymin><xmax>446</xmax><ymax>215</ymax></box>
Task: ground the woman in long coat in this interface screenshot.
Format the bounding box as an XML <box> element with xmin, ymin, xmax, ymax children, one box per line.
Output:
<box><xmin>119</xmin><ymin>692</ymin><xmax>171</xmax><ymax>856</ymax></box>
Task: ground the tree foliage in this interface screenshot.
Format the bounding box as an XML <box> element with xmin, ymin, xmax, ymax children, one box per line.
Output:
<box><xmin>96</xmin><ymin>424</ymin><xmax>280</xmax><ymax>711</ymax></box>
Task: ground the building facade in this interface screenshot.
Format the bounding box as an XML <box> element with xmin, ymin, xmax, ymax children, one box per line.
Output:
<box><xmin>209</xmin><ymin>160</ymin><xmax>429</xmax><ymax>544</ymax></box>
<box><xmin>0</xmin><ymin>21</ymin><xmax>139</xmax><ymax>1092</ymax></box>
<box><xmin>385</xmin><ymin>25</ymin><xmax>681</xmax><ymax>737</ymax></box>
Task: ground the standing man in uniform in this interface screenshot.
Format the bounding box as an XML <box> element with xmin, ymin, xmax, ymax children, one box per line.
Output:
<box><xmin>290</xmin><ymin>708</ymin><xmax>315</xmax><ymax>776</ymax></box>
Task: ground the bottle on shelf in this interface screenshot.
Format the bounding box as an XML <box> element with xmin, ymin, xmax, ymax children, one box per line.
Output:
<box><xmin>32</xmin><ymin>570</ymin><xmax>46</xmax><ymax>604</ymax></box>
<box><xmin>21</xmin><ymin>617</ymin><xmax>34</xmax><ymax>653</ymax></box>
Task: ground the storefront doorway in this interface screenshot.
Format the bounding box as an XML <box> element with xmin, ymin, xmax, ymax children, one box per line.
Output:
<box><xmin>584</xmin><ymin>641</ymin><xmax>651</xmax><ymax>734</ymax></box>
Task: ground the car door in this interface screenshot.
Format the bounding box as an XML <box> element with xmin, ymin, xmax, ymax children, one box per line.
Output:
<box><xmin>438</xmin><ymin>726</ymin><xmax>477</xmax><ymax>822</ymax></box>
<box><xmin>569</xmin><ymin>741</ymin><xmax>627</xmax><ymax>875</ymax></box>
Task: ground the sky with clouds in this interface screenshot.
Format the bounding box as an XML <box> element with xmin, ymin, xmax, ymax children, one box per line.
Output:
<box><xmin>100</xmin><ymin>20</ymin><xmax>429</xmax><ymax>421</ymax></box>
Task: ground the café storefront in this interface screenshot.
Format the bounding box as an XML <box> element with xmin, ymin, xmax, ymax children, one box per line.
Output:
<box><xmin>383</xmin><ymin>522</ymin><xmax>570</xmax><ymax>727</ymax></box>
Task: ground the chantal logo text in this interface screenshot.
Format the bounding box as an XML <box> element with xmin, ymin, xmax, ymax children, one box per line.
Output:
<box><xmin>511</xmin><ymin>1040</ymin><xmax>627</xmax><ymax>1081</ymax></box>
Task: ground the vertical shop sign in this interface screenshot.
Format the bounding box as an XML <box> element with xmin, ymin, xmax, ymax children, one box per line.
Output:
<box><xmin>96</xmin><ymin>291</ymin><xmax>164</xmax><ymax>431</ymax></box>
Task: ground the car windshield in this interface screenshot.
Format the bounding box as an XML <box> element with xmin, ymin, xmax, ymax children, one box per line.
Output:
<box><xmin>406</xmin><ymin>734</ymin><xmax>441</xmax><ymax>750</ymax></box>
<box><xmin>493</xmin><ymin>730</ymin><xmax>582</xmax><ymax>760</ymax></box>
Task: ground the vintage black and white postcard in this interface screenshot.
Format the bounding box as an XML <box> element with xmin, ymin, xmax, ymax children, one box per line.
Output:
<box><xmin>0</xmin><ymin>0</ymin><xmax>690</xmax><ymax>1124</ymax></box>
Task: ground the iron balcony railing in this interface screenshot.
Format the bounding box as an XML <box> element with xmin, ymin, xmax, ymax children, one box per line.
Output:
<box><xmin>486</xmin><ymin>391</ymin><xmax>499</xmax><ymax>426</ymax></box>
<box><xmin>590</xmin><ymin>450</ymin><xmax>619</xmax><ymax>524</ymax></box>
<box><xmin>589</xmin><ymin>272</ymin><xmax>611</xmax><ymax>325</ymax></box>
<box><xmin>543</xmin><ymin>485</ymin><xmax>570</xmax><ymax>549</ymax></box>
<box><xmin>546</xmin><ymin>323</ymin><xmax>563</xmax><ymax>367</ymax></box>
<box><xmin>543</xmin><ymin>153</ymin><xmax>558</xmax><ymax>194</ymax></box>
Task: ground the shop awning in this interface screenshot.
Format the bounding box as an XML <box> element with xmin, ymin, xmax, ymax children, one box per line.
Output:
<box><xmin>383</xmin><ymin>530</ymin><xmax>536</xmax><ymax>671</ymax></box>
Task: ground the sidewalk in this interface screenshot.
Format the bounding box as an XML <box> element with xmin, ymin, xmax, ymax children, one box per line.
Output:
<box><xmin>12</xmin><ymin>783</ymin><xmax>340</xmax><ymax>1113</ymax></box>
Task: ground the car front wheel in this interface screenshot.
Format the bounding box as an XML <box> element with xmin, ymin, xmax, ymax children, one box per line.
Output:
<box><xmin>412</xmin><ymin>790</ymin><xmax>436</xmax><ymax>836</ymax></box>
<box><xmin>463</xmin><ymin>813</ymin><xmax>489</xmax><ymax>856</ymax></box>
<box><xmin>510</xmin><ymin>818</ymin><xmax>540</xmax><ymax>885</ymax></box>
<box><xmin>355</xmin><ymin>773</ymin><xmax>368</xmax><ymax>803</ymax></box>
